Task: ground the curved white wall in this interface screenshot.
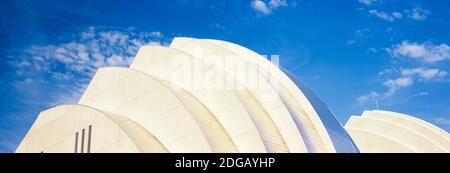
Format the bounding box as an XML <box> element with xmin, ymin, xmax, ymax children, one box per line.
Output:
<box><xmin>170</xmin><ymin>37</ymin><xmax>309</xmax><ymax>152</ymax></box>
<box><xmin>130</xmin><ymin>45</ymin><xmax>280</xmax><ymax>153</ymax></box>
<box><xmin>78</xmin><ymin>67</ymin><xmax>213</xmax><ymax>152</ymax></box>
<box><xmin>16</xmin><ymin>104</ymin><xmax>167</xmax><ymax>153</ymax></box>
<box><xmin>203</xmin><ymin>39</ymin><xmax>358</xmax><ymax>153</ymax></box>
<box><xmin>346</xmin><ymin>110</ymin><xmax>450</xmax><ymax>153</ymax></box>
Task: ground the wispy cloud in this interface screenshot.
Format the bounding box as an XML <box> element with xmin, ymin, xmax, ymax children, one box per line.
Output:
<box><xmin>209</xmin><ymin>22</ymin><xmax>226</xmax><ymax>30</ymax></box>
<box><xmin>368</xmin><ymin>10</ymin><xmax>402</xmax><ymax>22</ymax></box>
<box><xmin>357</xmin><ymin>66</ymin><xmax>448</xmax><ymax>104</ymax></box>
<box><xmin>410</xmin><ymin>92</ymin><xmax>429</xmax><ymax>98</ymax></box>
<box><xmin>269</xmin><ymin>0</ymin><xmax>288</xmax><ymax>8</ymax></box>
<box><xmin>401</xmin><ymin>68</ymin><xmax>447</xmax><ymax>81</ymax></box>
<box><xmin>347</xmin><ymin>28</ymin><xmax>372</xmax><ymax>45</ymax></box>
<box><xmin>388</xmin><ymin>41</ymin><xmax>450</xmax><ymax>63</ymax></box>
<box><xmin>383</xmin><ymin>77</ymin><xmax>414</xmax><ymax>95</ymax></box>
<box><xmin>9</xmin><ymin>26</ymin><xmax>167</xmax><ymax>106</ymax></box>
<box><xmin>357</xmin><ymin>77</ymin><xmax>413</xmax><ymax>103</ymax></box>
<box><xmin>358</xmin><ymin>0</ymin><xmax>377</xmax><ymax>6</ymax></box>
<box><xmin>357</xmin><ymin>40</ymin><xmax>450</xmax><ymax>104</ymax></box>
<box><xmin>251</xmin><ymin>0</ymin><xmax>289</xmax><ymax>15</ymax></box>
<box><xmin>361</xmin><ymin>2</ymin><xmax>430</xmax><ymax>22</ymax></box>
<box><xmin>406</xmin><ymin>6</ymin><xmax>430</xmax><ymax>21</ymax></box>
<box><xmin>251</xmin><ymin>0</ymin><xmax>271</xmax><ymax>15</ymax></box>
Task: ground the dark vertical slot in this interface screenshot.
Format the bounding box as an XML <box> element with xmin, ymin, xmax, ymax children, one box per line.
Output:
<box><xmin>87</xmin><ymin>125</ymin><xmax>92</xmax><ymax>153</ymax></box>
<box><xmin>75</xmin><ymin>132</ymin><xmax>79</xmax><ymax>153</ymax></box>
<box><xmin>81</xmin><ymin>128</ymin><xmax>85</xmax><ymax>153</ymax></box>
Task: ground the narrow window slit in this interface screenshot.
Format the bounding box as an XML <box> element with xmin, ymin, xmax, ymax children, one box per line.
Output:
<box><xmin>87</xmin><ymin>125</ymin><xmax>92</xmax><ymax>153</ymax></box>
<box><xmin>81</xmin><ymin>128</ymin><xmax>85</xmax><ymax>153</ymax></box>
<box><xmin>75</xmin><ymin>132</ymin><xmax>79</xmax><ymax>153</ymax></box>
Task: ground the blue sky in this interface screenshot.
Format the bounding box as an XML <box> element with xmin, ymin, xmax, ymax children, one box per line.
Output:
<box><xmin>1</xmin><ymin>0</ymin><xmax>449</xmax><ymax>152</ymax></box>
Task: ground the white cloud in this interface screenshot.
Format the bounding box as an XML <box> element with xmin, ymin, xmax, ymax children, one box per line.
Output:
<box><xmin>358</xmin><ymin>40</ymin><xmax>448</xmax><ymax>105</ymax></box>
<box><xmin>251</xmin><ymin>0</ymin><xmax>289</xmax><ymax>15</ymax></box>
<box><xmin>401</xmin><ymin>68</ymin><xmax>447</xmax><ymax>81</ymax></box>
<box><xmin>361</xmin><ymin>4</ymin><xmax>430</xmax><ymax>22</ymax></box>
<box><xmin>106</xmin><ymin>54</ymin><xmax>132</xmax><ymax>66</ymax></box>
<box><xmin>392</xmin><ymin>12</ymin><xmax>403</xmax><ymax>19</ymax></box>
<box><xmin>358</xmin><ymin>66</ymin><xmax>448</xmax><ymax>104</ymax></box>
<box><xmin>209</xmin><ymin>22</ymin><xmax>226</xmax><ymax>30</ymax></box>
<box><xmin>269</xmin><ymin>0</ymin><xmax>288</xmax><ymax>9</ymax></box>
<box><xmin>378</xmin><ymin>68</ymin><xmax>393</xmax><ymax>76</ymax></box>
<box><xmin>10</xmin><ymin>26</ymin><xmax>166</xmax><ymax>105</ymax></box>
<box><xmin>148</xmin><ymin>31</ymin><xmax>163</xmax><ymax>38</ymax></box>
<box><xmin>48</xmin><ymin>83</ymin><xmax>89</xmax><ymax>106</ymax></box>
<box><xmin>382</xmin><ymin>77</ymin><xmax>414</xmax><ymax>98</ymax></box>
<box><xmin>390</xmin><ymin>41</ymin><xmax>450</xmax><ymax>63</ymax></box>
<box><xmin>368</xmin><ymin>10</ymin><xmax>403</xmax><ymax>22</ymax></box>
<box><xmin>356</xmin><ymin>77</ymin><xmax>413</xmax><ymax>104</ymax></box>
<box><xmin>251</xmin><ymin>0</ymin><xmax>271</xmax><ymax>15</ymax></box>
<box><xmin>383</xmin><ymin>77</ymin><xmax>413</xmax><ymax>93</ymax></box>
<box><xmin>410</xmin><ymin>92</ymin><xmax>429</xmax><ymax>98</ymax></box>
<box><xmin>14</xmin><ymin>26</ymin><xmax>165</xmax><ymax>79</ymax></box>
<box><xmin>356</xmin><ymin>91</ymin><xmax>380</xmax><ymax>103</ymax></box>
<box><xmin>99</xmin><ymin>31</ymin><xmax>130</xmax><ymax>45</ymax></box>
<box><xmin>406</xmin><ymin>6</ymin><xmax>430</xmax><ymax>21</ymax></box>
<box><xmin>358</xmin><ymin>0</ymin><xmax>376</xmax><ymax>6</ymax></box>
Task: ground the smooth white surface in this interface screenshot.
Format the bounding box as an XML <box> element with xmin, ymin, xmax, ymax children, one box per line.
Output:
<box><xmin>131</xmin><ymin>45</ymin><xmax>273</xmax><ymax>152</ymax></box>
<box><xmin>203</xmin><ymin>39</ymin><xmax>333</xmax><ymax>152</ymax></box>
<box><xmin>363</xmin><ymin>110</ymin><xmax>450</xmax><ymax>152</ymax></box>
<box><xmin>79</xmin><ymin>67</ymin><xmax>212</xmax><ymax>152</ymax></box>
<box><xmin>346</xmin><ymin>110</ymin><xmax>450</xmax><ymax>153</ymax></box>
<box><xmin>170</xmin><ymin>38</ymin><xmax>308</xmax><ymax>152</ymax></box>
<box><xmin>16</xmin><ymin>104</ymin><xmax>167</xmax><ymax>153</ymax></box>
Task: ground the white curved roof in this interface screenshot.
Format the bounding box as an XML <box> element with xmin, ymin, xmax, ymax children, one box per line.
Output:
<box><xmin>78</xmin><ymin>67</ymin><xmax>216</xmax><ymax>152</ymax></box>
<box><xmin>170</xmin><ymin>37</ymin><xmax>312</xmax><ymax>152</ymax></box>
<box><xmin>345</xmin><ymin>128</ymin><xmax>415</xmax><ymax>153</ymax></box>
<box><xmin>203</xmin><ymin>39</ymin><xmax>358</xmax><ymax>153</ymax></box>
<box><xmin>130</xmin><ymin>45</ymin><xmax>279</xmax><ymax>152</ymax></box>
<box><xmin>345</xmin><ymin>110</ymin><xmax>450</xmax><ymax>153</ymax></box>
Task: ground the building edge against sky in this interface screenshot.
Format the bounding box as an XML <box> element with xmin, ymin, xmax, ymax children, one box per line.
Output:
<box><xmin>15</xmin><ymin>38</ymin><xmax>448</xmax><ymax>153</ymax></box>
